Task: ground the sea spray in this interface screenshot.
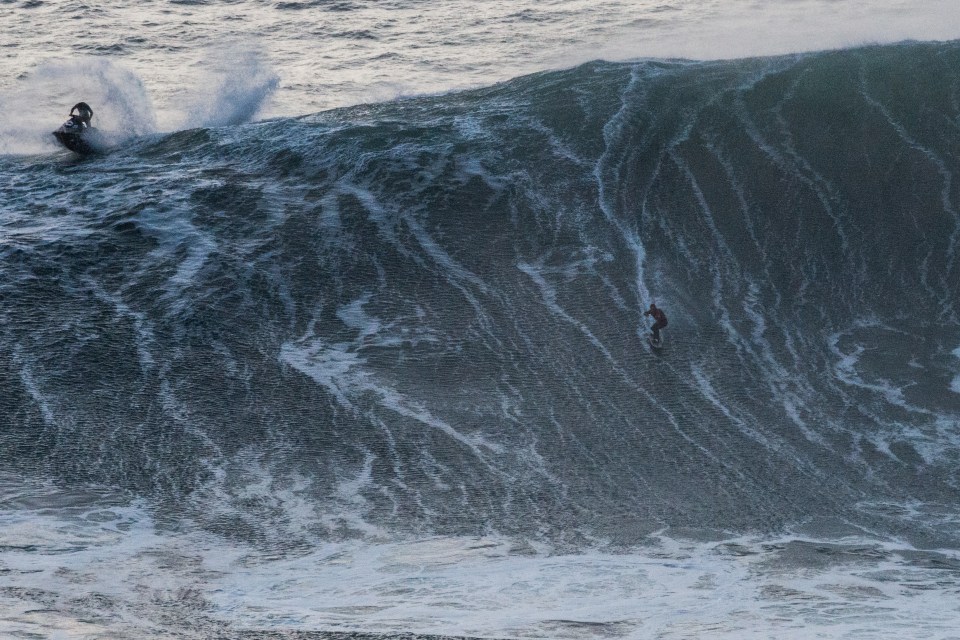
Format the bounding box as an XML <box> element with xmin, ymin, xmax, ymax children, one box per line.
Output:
<box><xmin>0</xmin><ymin>57</ymin><xmax>157</xmax><ymax>154</ymax></box>
<box><xmin>178</xmin><ymin>47</ymin><xmax>280</xmax><ymax>129</ymax></box>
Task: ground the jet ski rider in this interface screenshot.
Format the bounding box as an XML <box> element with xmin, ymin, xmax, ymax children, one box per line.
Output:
<box><xmin>67</xmin><ymin>102</ymin><xmax>94</xmax><ymax>129</ymax></box>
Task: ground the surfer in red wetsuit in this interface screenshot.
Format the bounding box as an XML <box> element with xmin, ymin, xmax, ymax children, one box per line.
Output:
<box><xmin>644</xmin><ymin>303</ymin><xmax>668</xmax><ymax>342</ymax></box>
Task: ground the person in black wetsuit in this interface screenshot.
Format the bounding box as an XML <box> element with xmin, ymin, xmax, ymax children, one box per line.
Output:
<box><xmin>644</xmin><ymin>303</ymin><xmax>668</xmax><ymax>342</ymax></box>
<box><xmin>68</xmin><ymin>102</ymin><xmax>94</xmax><ymax>129</ymax></box>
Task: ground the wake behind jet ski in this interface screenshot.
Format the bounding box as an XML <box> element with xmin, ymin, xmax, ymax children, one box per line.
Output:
<box><xmin>53</xmin><ymin>102</ymin><xmax>99</xmax><ymax>154</ymax></box>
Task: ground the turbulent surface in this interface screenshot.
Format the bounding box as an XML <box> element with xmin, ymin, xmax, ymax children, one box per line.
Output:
<box><xmin>4</xmin><ymin>36</ymin><xmax>960</xmax><ymax>639</ymax></box>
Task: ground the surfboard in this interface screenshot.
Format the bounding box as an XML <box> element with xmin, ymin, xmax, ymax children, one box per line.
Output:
<box><xmin>647</xmin><ymin>335</ymin><xmax>663</xmax><ymax>349</ymax></box>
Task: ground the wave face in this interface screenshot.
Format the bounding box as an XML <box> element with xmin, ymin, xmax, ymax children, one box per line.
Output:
<box><xmin>4</xmin><ymin>41</ymin><xmax>960</xmax><ymax>554</ymax></box>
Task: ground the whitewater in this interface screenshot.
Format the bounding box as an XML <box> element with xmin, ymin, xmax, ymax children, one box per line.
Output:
<box><xmin>4</xmin><ymin>1</ymin><xmax>960</xmax><ymax>638</ymax></box>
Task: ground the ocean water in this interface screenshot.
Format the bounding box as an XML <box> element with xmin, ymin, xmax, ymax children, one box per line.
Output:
<box><xmin>4</xmin><ymin>1</ymin><xmax>960</xmax><ymax>638</ymax></box>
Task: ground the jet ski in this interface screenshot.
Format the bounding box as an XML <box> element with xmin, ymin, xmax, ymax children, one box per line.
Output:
<box><xmin>53</xmin><ymin>119</ymin><xmax>98</xmax><ymax>154</ymax></box>
<box><xmin>53</xmin><ymin>102</ymin><xmax>98</xmax><ymax>155</ymax></box>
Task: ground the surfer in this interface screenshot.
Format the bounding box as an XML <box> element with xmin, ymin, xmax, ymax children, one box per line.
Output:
<box><xmin>67</xmin><ymin>102</ymin><xmax>94</xmax><ymax>129</ymax></box>
<box><xmin>644</xmin><ymin>303</ymin><xmax>668</xmax><ymax>343</ymax></box>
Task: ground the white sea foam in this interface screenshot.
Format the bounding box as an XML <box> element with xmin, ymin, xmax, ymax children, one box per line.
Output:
<box><xmin>828</xmin><ymin>326</ymin><xmax>930</xmax><ymax>416</ymax></box>
<box><xmin>9</xmin><ymin>342</ymin><xmax>57</xmax><ymax>427</ymax></box>
<box><xmin>951</xmin><ymin>345</ymin><xmax>960</xmax><ymax>394</ymax></box>
<box><xmin>337</xmin><ymin>292</ymin><xmax>382</xmax><ymax>338</ymax></box>
<box><xmin>280</xmin><ymin>296</ymin><xmax>502</xmax><ymax>458</ymax></box>
<box><xmin>4</xmin><ymin>477</ymin><xmax>960</xmax><ymax>640</ymax></box>
<box><xmin>133</xmin><ymin>203</ymin><xmax>220</xmax><ymax>316</ymax></box>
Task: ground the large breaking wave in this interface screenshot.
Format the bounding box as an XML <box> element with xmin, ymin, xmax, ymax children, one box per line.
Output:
<box><xmin>3</xmin><ymin>40</ymin><xmax>960</xmax><ymax>559</ymax></box>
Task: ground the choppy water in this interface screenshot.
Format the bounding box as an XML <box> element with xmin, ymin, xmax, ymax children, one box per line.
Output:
<box><xmin>4</xmin><ymin>2</ymin><xmax>960</xmax><ymax>638</ymax></box>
